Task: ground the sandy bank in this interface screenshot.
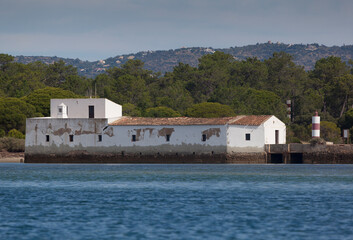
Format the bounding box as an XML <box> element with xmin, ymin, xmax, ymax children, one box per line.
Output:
<box><xmin>0</xmin><ymin>152</ymin><xmax>24</xmax><ymax>163</ymax></box>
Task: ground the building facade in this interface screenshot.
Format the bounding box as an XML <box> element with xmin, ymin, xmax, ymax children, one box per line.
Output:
<box><xmin>25</xmin><ymin>98</ymin><xmax>286</xmax><ymax>163</ymax></box>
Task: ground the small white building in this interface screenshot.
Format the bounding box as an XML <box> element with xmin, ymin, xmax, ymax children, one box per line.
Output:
<box><xmin>25</xmin><ymin>98</ymin><xmax>286</xmax><ymax>163</ymax></box>
<box><xmin>50</xmin><ymin>98</ymin><xmax>122</xmax><ymax>122</ymax></box>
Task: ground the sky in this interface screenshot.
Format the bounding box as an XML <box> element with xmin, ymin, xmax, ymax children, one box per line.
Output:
<box><xmin>0</xmin><ymin>0</ymin><xmax>352</xmax><ymax>61</ymax></box>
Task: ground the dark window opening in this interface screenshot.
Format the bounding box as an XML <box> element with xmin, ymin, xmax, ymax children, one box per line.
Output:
<box><xmin>246</xmin><ymin>133</ymin><xmax>251</xmax><ymax>141</ymax></box>
<box><xmin>290</xmin><ymin>153</ymin><xmax>303</xmax><ymax>164</ymax></box>
<box><xmin>202</xmin><ymin>134</ymin><xmax>207</xmax><ymax>142</ymax></box>
<box><xmin>89</xmin><ymin>105</ymin><xmax>95</xmax><ymax>118</ymax></box>
<box><xmin>166</xmin><ymin>134</ymin><xmax>170</xmax><ymax>142</ymax></box>
<box><xmin>132</xmin><ymin>135</ymin><xmax>136</xmax><ymax>142</ymax></box>
<box><xmin>270</xmin><ymin>154</ymin><xmax>283</xmax><ymax>164</ymax></box>
<box><xmin>98</xmin><ymin>135</ymin><xmax>102</xmax><ymax>142</ymax></box>
<box><xmin>58</xmin><ymin>107</ymin><xmax>62</xmax><ymax>113</ymax></box>
<box><xmin>46</xmin><ymin>135</ymin><xmax>50</xmax><ymax>142</ymax></box>
<box><xmin>69</xmin><ymin>135</ymin><xmax>74</xmax><ymax>142</ymax></box>
<box><xmin>275</xmin><ymin>130</ymin><xmax>279</xmax><ymax>144</ymax></box>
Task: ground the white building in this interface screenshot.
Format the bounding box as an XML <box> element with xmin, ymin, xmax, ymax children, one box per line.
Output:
<box><xmin>25</xmin><ymin>98</ymin><xmax>286</xmax><ymax>163</ymax></box>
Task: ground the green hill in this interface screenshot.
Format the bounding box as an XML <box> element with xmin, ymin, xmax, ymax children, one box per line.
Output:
<box><xmin>14</xmin><ymin>42</ymin><xmax>353</xmax><ymax>77</ymax></box>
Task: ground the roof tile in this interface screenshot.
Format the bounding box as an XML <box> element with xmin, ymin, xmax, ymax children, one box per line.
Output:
<box><xmin>109</xmin><ymin>115</ymin><xmax>273</xmax><ymax>126</ymax></box>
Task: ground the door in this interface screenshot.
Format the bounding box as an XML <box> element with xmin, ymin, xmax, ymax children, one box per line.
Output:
<box><xmin>275</xmin><ymin>130</ymin><xmax>279</xmax><ymax>144</ymax></box>
<box><xmin>89</xmin><ymin>105</ymin><xmax>94</xmax><ymax>118</ymax></box>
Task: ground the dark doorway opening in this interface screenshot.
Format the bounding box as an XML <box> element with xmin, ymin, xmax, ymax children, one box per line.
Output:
<box><xmin>270</xmin><ymin>154</ymin><xmax>283</xmax><ymax>164</ymax></box>
<box><xmin>89</xmin><ymin>105</ymin><xmax>94</xmax><ymax>118</ymax></box>
<box><xmin>275</xmin><ymin>130</ymin><xmax>279</xmax><ymax>144</ymax></box>
<box><xmin>290</xmin><ymin>153</ymin><xmax>303</xmax><ymax>164</ymax></box>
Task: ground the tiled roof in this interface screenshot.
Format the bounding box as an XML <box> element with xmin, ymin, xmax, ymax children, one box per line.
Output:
<box><xmin>229</xmin><ymin>115</ymin><xmax>272</xmax><ymax>126</ymax></box>
<box><xmin>109</xmin><ymin>115</ymin><xmax>273</xmax><ymax>126</ymax></box>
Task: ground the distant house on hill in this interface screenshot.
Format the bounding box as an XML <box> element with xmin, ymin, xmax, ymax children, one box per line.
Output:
<box><xmin>25</xmin><ymin>98</ymin><xmax>286</xmax><ymax>163</ymax></box>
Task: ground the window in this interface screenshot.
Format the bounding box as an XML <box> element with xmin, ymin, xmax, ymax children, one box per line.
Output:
<box><xmin>46</xmin><ymin>135</ymin><xmax>50</xmax><ymax>142</ymax></box>
<box><xmin>98</xmin><ymin>135</ymin><xmax>102</xmax><ymax>142</ymax></box>
<box><xmin>245</xmin><ymin>133</ymin><xmax>251</xmax><ymax>141</ymax></box>
<box><xmin>69</xmin><ymin>135</ymin><xmax>74</xmax><ymax>142</ymax></box>
<box><xmin>132</xmin><ymin>135</ymin><xmax>136</xmax><ymax>142</ymax></box>
<box><xmin>202</xmin><ymin>134</ymin><xmax>207</xmax><ymax>142</ymax></box>
<box><xmin>166</xmin><ymin>134</ymin><xmax>170</xmax><ymax>142</ymax></box>
<box><xmin>58</xmin><ymin>107</ymin><xmax>62</xmax><ymax>113</ymax></box>
<box><xmin>89</xmin><ymin>105</ymin><xmax>94</xmax><ymax>118</ymax></box>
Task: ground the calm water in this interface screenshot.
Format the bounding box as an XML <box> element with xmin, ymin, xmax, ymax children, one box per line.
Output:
<box><xmin>0</xmin><ymin>164</ymin><xmax>353</xmax><ymax>240</ymax></box>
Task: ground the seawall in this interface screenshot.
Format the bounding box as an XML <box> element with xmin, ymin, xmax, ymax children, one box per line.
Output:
<box><xmin>24</xmin><ymin>152</ymin><xmax>267</xmax><ymax>164</ymax></box>
<box><xmin>266</xmin><ymin>143</ymin><xmax>353</xmax><ymax>164</ymax></box>
<box><xmin>24</xmin><ymin>144</ymin><xmax>353</xmax><ymax>164</ymax></box>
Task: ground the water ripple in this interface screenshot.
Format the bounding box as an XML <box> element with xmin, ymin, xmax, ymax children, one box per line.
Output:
<box><xmin>1</xmin><ymin>164</ymin><xmax>353</xmax><ymax>239</ymax></box>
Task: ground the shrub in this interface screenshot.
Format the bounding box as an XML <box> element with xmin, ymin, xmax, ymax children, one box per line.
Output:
<box><xmin>0</xmin><ymin>137</ymin><xmax>25</xmax><ymax>152</ymax></box>
<box><xmin>7</xmin><ymin>129</ymin><xmax>25</xmax><ymax>139</ymax></box>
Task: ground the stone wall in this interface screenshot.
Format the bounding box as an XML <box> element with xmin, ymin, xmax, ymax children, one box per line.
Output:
<box><xmin>24</xmin><ymin>152</ymin><xmax>267</xmax><ymax>164</ymax></box>
<box><xmin>266</xmin><ymin>143</ymin><xmax>353</xmax><ymax>164</ymax></box>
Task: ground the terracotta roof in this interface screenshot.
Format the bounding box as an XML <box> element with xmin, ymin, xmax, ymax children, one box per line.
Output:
<box><xmin>229</xmin><ymin>115</ymin><xmax>272</xmax><ymax>126</ymax></box>
<box><xmin>109</xmin><ymin>115</ymin><xmax>273</xmax><ymax>126</ymax></box>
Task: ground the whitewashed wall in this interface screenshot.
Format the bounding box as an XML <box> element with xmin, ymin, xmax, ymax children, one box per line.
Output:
<box><xmin>263</xmin><ymin>116</ymin><xmax>286</xmax><ymax>144</ymax></box>
<box><xmin>26</xmin><ymin>119</ymin><xmax>228</xmax><ymax>155</ymax></box>
<box><xmin>26</xmin><ymin>116</ymin><xmax>286</xmax><ymax>155</ymax></box>
<box><xmin>25</xmin><ymin>118</ymin><xmax>108</xmax><ymax>154</ymax></box>
<box><xmin>227</xmin><ymin>125</ymin><xmax>265</xmax><ymax>153</ymax></box>
<box><xmin>102</xmin><ymin>125</ymin><xmax>228</xmax><ymax>154</ymax></box>
<box><xmin>104</xmin><ymin>99</ymin><xmax>122</xmax><ymax>122</ymax></box>
<box><xmin>50</xmin><ymin>99</ymin><xmax>122</xmax><ymax>119</ymax></box>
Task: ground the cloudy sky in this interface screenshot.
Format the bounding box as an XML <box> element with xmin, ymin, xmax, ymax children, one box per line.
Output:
<box><xmin>0</xmin><ymin>0</ymin><xmax>352</xmax><ymax>61</ymax></box>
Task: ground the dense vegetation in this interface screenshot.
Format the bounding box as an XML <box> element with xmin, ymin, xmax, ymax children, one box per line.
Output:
<box><xmin>1</xmin><ymin>52</ymin><xmax>353</xmax><ymax>143</ymax></box>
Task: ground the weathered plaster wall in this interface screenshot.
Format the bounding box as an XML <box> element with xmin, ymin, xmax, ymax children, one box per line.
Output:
<box><xmin>25</xmin><ymin>118</ymin><xmax>108</xmax><ymax>154</ymax></box>
<box><xmin>26</xmin><ymin>119</ymin><xmax>228</xmax><ymax>155</ymax></box>
<box><xmin>102</xmin><ymin>125</ymin><xmax>228</xmax><ymax>154</ymax></box>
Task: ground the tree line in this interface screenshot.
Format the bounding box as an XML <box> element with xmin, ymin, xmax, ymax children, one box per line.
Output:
<box><xmin>1</xmin><ymin>52</ymin><xmax>353</xmax><ymax>143</ymax></box>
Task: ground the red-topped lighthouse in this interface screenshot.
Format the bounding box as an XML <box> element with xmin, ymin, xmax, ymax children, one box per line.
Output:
<box><xmin>312</xmin><ymin>111</ymin><xmax>320</xmax><ymax>138</ymax></box>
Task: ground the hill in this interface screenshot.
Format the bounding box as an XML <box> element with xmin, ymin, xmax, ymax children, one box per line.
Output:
<box><xmin>13</xmin><ymin>42</ymin><xmax>353</xmax><ymax>77</ymax></box>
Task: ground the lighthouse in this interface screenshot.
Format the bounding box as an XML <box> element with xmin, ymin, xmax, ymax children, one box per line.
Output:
<box><xmin>312</xmin><ymin>111</ymin><xmax>320</xmax><ymax>138</ymax></box>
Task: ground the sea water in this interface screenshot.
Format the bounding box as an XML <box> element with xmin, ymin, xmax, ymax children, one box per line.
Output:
<box><xmin>0</xmin><ymin>164</ymin><xmax>352</xmax><ymax>240</ymax></box>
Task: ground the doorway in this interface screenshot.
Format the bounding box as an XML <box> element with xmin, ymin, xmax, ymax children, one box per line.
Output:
<box><xmin>275</xmin><ymin>130</ymin><xmax>279</xmax><ymax>144</ymax></box>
